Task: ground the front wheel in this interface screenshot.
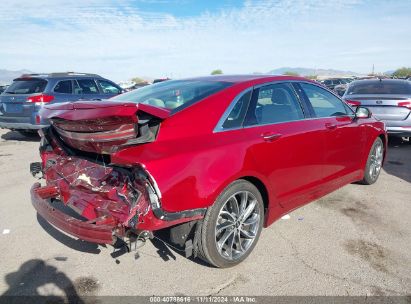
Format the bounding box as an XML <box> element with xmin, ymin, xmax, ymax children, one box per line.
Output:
<box><xmin>360</xmin><ymin>137</ymin><xmax>384</xmax><ymax>185</ymax></box>
<box><xmin>196</xmin><ymin>180</ymin><xmax>264</xmax><ymax>268</ymax></box>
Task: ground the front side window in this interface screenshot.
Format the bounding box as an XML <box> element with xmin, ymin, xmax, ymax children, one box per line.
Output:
<box><xmin>245</xmin><ymin>83</ymin><xmax>304</xmax><ymax>126</ymax></box>
<box><xmin>98</xmin><ymin>80</ymin><xmax>121</xmax><ymax>94</ymax></box>
<box><xmin>112</xmin><ymin>80</ymin><xmax>233</xmax><ymax>112</ymax></box>
<box><xmin>54</xmin><ymin>80</ymin><xmax>72</xmax><ymax>94</ymax></box>
<box><xmin>76</xmin><ymin>79</ymin><xmax>99</xmax><ymax>94</ymax></box>
<box><xmin>300</xmin><ymin>83</ymin><xmax>348</xmax><ymax>117</ymax></box>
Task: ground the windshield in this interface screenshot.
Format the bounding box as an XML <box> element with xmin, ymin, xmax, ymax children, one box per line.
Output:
<box><xmin>346</xmin><ymin>81</ymin><xmax>411</xmax><ymax>95</ymax></box>
<box><xmin>5</xmin><ymin>78</ymin><xmax>47</xmax><ymax>94</ymax></box>
<box><xmin>111</xmin><ymin>80</ymin><xmax>233</xmax><ymax>112</ymax></box>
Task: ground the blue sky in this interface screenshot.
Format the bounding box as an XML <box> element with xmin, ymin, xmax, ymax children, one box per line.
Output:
<box><xmin>0</xmin><ymin>0</ymin><xmax>410</xmax><ymax>81</ymax></box>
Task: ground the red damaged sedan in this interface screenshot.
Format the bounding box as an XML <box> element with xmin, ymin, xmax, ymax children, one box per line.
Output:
<box><xmin>30</xmin><ymin>75</ymin><xmax>387</xmax><ymax>268</ymax></box>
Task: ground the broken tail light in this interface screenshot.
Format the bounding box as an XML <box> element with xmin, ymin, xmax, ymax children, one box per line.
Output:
<box><xmin>55</xmin><ymin>123</ymin><xmax>137</xmax><ymax>142</ymax></box>
<box><xmin>50</xmin><ymin>116</ymin><xmax>140</xmax><ymax>154</ymax></box>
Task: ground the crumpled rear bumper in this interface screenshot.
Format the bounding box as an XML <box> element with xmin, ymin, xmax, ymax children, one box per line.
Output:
<box><xmin>31</xmin><ymin>183</ymin><xmax>117</xmax><ymax>244</ymax></box>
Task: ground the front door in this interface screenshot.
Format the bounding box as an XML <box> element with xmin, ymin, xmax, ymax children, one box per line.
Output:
<box><xmin>299</xmin><ymin>82</ymin><xmax>365</xmax><ymax>184</ymax></box>
<box><xmin>242</xmin><ymin>82</ymin><xmax>325</xmax><ymax>210</ymax></box>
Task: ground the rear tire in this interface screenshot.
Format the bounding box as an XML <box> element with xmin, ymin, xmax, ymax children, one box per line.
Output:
<box><xmin>360</xmin><ymin>137</ymin><xmax>384</xmax><ymax>185</ymax></box>
<box><xmin>17</xmin><ymin>130</ymin><xmax>38</xmax><ymax>137</ymax></box>
<box><xmin>196</xmin><ymin>180</ymin><xmax>264</xmax><ymax>268</ymax></box>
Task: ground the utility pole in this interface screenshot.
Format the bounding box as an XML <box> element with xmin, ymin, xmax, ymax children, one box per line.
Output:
<box><xmin>372</xmin><ymin>64</ymin><xmax>375</xmax><ymax>76</ymax></box>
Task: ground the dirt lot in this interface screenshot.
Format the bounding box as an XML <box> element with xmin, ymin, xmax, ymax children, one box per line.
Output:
<box><xmin>0</xmin><ymin>129</ymin><xmax>410</xmax><ymax>299</ymax></box>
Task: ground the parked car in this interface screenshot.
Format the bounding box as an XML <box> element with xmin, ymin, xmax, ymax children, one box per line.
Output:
<box><xmin>0</xmin><ymin>72</ymin><xmax>123</xmax><ymax>134</ymax></box>
<box><xmin>343</xmin><ymin>79</ymin><xmax>411</xmax><ymax>137</ymax></box>
<box><xmin>30</xmin><ymin>75</ymin><xmax>386</xmax><ymax>268</ymax></box>
<box><xmin>153</xmin><ymin>78</ymin><xmax>170</xmax><ymax>84</ymax></box>
<box><xmin>321</xmin><ymin>78</ymin><xmax>348</xmax><ymax>91</ymax></box>
<box><xmin>0</xmin><ymin>85</ymin><xmax>8</xmax><ymax>94</ymax></box>
<box><xmin>333</xmin><ymin>78</ymin><xmax>354</xmax><ymax>96</ymax></box>
<box><xmin>119</xmin><ymin>81</ymin><xmax>149</xmax><ymax>92</ymax></box>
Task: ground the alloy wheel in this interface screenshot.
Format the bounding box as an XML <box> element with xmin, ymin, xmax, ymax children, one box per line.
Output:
<box><xmin>369</xmin><ymin>140</ymin><xmax>383</xmax><ymax>180</ymax></box>
<box><xmin>215</xmin><ymin>191</ymin><xmax>261</xmax><ymax>260</ymax></box>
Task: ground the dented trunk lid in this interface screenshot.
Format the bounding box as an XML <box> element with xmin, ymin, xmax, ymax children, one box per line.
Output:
<box><xmin>41</xmin><ymin>100</ymin><xmax>170</xmax><ymax>154</ymax></box>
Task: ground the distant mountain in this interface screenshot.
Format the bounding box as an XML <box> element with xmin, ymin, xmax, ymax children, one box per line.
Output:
<box><xmin>0</xmin><ymin>69</ymin><xmax>34</xmax><ymax>84</ymax></box>
<box><xmin>268</xmin><ymin>67</ymin><xmax>362</xmax><ymax>77</ymax></box>
<box><xmin>383</xmin><ymin>70</ymin><xmax>395</xmax><ymax>76</ymax></box>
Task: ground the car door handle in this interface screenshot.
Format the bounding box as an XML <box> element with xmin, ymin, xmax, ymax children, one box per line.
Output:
<box><xmin>261</xmin><ymin>133</ymin><xmax>282</xmax><ymax>142</ymax></box>
<box><xmin>325</xmin><ymin>123</ymin><xmax>337</xmax><ymax>130</ymax></box>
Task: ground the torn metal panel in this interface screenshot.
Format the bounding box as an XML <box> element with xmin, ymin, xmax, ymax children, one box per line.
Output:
<box><xmin>42</xmin><ymin>152</ymin><xmax>151</xmax><ymax>227</ymax></box>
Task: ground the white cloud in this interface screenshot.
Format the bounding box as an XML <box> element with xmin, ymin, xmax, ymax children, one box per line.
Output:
<box><xmin>0</xmin><ymin>0</ymin><xmax>410</xmax><ymax>81</ymax></box>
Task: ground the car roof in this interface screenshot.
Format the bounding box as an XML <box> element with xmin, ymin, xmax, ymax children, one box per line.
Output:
<box><xmin>181</xmin><ymin>74</ymin><xmax>314</xmax><ymax>85</ymax></box>
<box><xmin>15</xmin><ymin>72</ymin><xmax>103</xmax><ymax>80</ymax></box>
<box><xmin>350</xmin><ymin>78</ymin><xmax>411</xmax><ymax>85</ymax></box>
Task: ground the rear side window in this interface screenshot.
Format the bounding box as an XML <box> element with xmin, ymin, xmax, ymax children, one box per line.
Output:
<box><xmin>300</xmin><ymin>83</ymin><xmax>348</xmax><ymax>117</ymax></box>
<box><xmin>76</xmin><ymin>79</ymin><xmax>99</xmax><ymax>94</ymax></box>
<box><xmin>245</xmin><ymin>83</ymin><xmax>304</xmax><ymax>126</ymax></box>
<box><xmin>5</xmin><ymin>78</ymin><xmax>47</xmax><ymax>94</ymax></box>
<box><xmin>346</xmin><ymin>81</ymin><xmax>411</xmax><ymax>95</ymax></box>
<box><xmin>54</xmin><ymin>80</ymin><xmax>72</xmax><ymax>94</ymax></box>
<box><xmin>98</xmin><ymin>80</ymin><xmax>121</xmax><ymax>94</ymax></box>
<box><xmin>222</xmin><ymin>90</ymin><xmax>252</xmax><ymax>129</ymax></box>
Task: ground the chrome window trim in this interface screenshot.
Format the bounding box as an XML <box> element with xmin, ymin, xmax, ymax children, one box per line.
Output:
<box><xmin>213</xmin><ymin>87</ymin><xmax>253</xmax><ymax>133</ymax></box>
<box><xmin>213</xmin><ymin>80</ymin><xmax>355</xmax><ymax>133</ymax></box>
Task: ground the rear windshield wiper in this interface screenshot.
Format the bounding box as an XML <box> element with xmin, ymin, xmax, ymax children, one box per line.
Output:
<box><xmin>5</xmin><ymin>91</ymin><xmax>16</xmax><ymax>94</ymax></box>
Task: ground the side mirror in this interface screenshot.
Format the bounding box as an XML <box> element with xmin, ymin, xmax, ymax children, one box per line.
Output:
<box><xmin>355</xmin><ymin>106</ymin><xmax>372</xmax><ymax>119</ymax></box>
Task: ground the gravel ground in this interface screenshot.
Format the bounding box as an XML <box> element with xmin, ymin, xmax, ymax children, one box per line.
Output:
<box><xmin>0</xmin><ymin>129</ymin><xmax>410</xmax><ymax>300</ymax></box>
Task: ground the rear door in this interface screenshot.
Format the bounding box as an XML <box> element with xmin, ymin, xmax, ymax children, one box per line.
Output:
<box><xmin>0</xmin><ymin>78</ymin><xmax>47</xmax><ymax>119</ymax></box>
<box><xmin>241</xmin><ymin>82</ymin><xmax>325</xmax><ymax>209</ymax></box>
<box><xmin>299</xmin><ymin>82</ymin><xmax>365</xmax><ymax>184</ymax></box>
<box><xmin>51</xmin><ymin>80</ymin><xmax>78</xmax><ymax>103</ymax></box>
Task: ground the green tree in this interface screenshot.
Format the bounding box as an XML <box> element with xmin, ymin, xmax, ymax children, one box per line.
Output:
<box><xmin>211</xmin><ymin>69</ymin><xmax>223</xmax><ymax>75</ymax></box>
<box><xmin>283</xmin><ymin>71</ymin><xmax>300</xmax><ymax>76</ymax></box>
<box><xmin>306</xmin><ymin>75</ymin><xmax>318</xmax><ymax>80</ymax></box>
<box><xmin>392</xmin><ymin>67</ymin><xmax>411</xmax><ymax>78</ymax></box>
<box><xmin>131</xmin><ymin>77</ymin><xmax>145</xmax><ymax>84</ymax></box>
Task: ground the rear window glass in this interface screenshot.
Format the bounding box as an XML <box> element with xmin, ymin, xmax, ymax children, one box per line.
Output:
<box><xmin>5</xmin><ymin>78</ymin><xmax>47</xmax><ymax>94</ymax></box>
<box><xmin>346</xmin><ymin>81</ymin><xmax>411</xmax><ymax>95</ymax></box>
<box><xmin>111</xmin><ymin>80</ymin><xmax>233</xmax><ymax>112</ymax></box>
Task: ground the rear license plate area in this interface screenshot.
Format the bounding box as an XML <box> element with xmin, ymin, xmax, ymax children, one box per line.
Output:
<box><xmin>4</xmin><ymin>103</ymin><xmax>23</xmax><ymax>114</ymax></box>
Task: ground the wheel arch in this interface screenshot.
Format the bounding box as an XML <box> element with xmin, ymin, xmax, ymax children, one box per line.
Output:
<box><xmin>378</xmin><ymin>133</ymin><xmax>388</xmax><ymax>164</ymax></box>
<box><xmin>240</xmin><ymin>176</ymin><xmax>270</xmax><ymax>213</ymax></box>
